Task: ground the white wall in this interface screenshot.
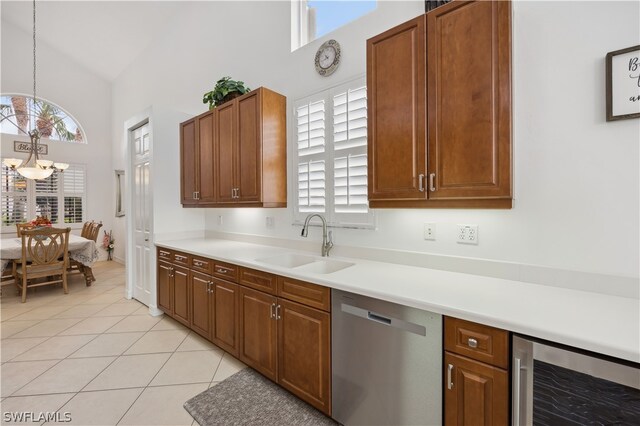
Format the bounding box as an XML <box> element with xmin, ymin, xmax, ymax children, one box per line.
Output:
<box><xmin>112</xmin><ymin>1</ymin><xmax>639</xmax><ymax>280</ymax></box>
<box><xmin>1</xmin><ymin>20</ymin><xmax>113</xmax><ymax>260</ymax></box>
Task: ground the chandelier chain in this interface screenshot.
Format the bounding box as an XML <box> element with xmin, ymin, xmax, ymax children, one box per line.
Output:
<box><xmin>33</xmin><ymin>0</ymin><xmax>37</xmax><ymax>102</ymax></box>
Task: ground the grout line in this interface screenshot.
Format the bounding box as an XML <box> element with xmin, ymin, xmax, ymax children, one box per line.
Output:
<box><xmin>114</xmin><ymin>328</ymin><xmax>191</xmax><ymax>425</ymax></box>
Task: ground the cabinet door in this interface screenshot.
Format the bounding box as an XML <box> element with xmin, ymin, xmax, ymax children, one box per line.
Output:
<box><xmin>238</xmin><ymin>286</ymin><xmax>278</xmax><ymax>381</ymax></box>
<box><xmin>427</xmin><ymin>0</ymin><xmax>511</xmax><ymax>200</ymax></box>
<box><xmin>180</xmin><ymin>119</ymin><xmax>198</xmax><ymax>205</ymax></box>
<box><xmin>211</xmin><ymin>279</ymin><xmax>239</xmax><ymax>357</ymax></box>
<box><xmin>216</xmin><ymin>102</ymin><xmax>236</xmax><ymax>203</ymax></box>
<box><xmin>190</xmin><ymin>271</ymin><xmax>211</xmax><ymax>339</ymax></box>
<box><xmin>157</xmin><ymin>261</ymin><xmax>173</xmax><ymax>314</ymax></box>
<box><xmin>278</xmin><ymin>299</ymin><xmax>331</xmax><ymax>415</ymax></box>
<box><xmin>367</xmin><ymin>15</ymin><xmax>426</xmax><ymax>201</ymax></box>
<box><xmin>172</xmin><ymin>265</ymin><xmax>190</xmax><ymax>327</ymax></box>
<box><xmin>197</xmin><ymin>112</ymin><xmax>216</xmax><ymax>203</ymax></box>
<box><xmin>444</xmin><ymin>352</ymin><xmax>509</xmax><ymax>426</ymax></box>
<box><xmin>236</xmin><ymin>91</ymin><xmax>261</xmax><ymax>202</ymax></box>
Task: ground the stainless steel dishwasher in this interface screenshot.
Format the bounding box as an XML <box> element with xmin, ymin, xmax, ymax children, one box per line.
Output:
<box><xmin>332</xmin><ymin>289</ymin><xmax>442</xmax><ymax>426</ymax></box>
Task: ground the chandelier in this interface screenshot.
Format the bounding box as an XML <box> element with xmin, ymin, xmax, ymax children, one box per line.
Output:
<box><xmin>2</xmin><ymin>0</ymin><xmax>68</xmax><ymax>180</ymax></box>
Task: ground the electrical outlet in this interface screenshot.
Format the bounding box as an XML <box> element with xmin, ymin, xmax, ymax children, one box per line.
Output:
<box><xmin>423</xmin><ymin>223</ymin><xmax>436</xmax><ymax>240</ymax></box>
<box><xmin>266</xmin><ymin>216</ymin><xmax>275</xmax><ymax>229</ymax></box>
<box><xmin>217</xmin><ymin>215</ymin><xmax>223</xmax><ymax>226</ymax></box>
<box><xmin>457</xmin><ymin>224</ymin><xmax>478</xmax><ymax>245</ymax></box>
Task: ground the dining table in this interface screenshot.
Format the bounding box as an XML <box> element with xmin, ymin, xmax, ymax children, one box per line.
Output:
<box><xmin>0</xmin><ymin>234</ymin><xmax>100</xmax><ymax>286</ymax></box>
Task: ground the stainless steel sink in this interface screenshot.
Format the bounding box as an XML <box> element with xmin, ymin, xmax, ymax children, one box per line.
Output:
<box><xmin>293</xmin><ymin>259</ymin><xmax>354</xmax><ymax>274</ymax></box>
<box><xmin>255</xmin><ymin>253</ymin><xmax>317</xmax><ymax>268</ymax></box>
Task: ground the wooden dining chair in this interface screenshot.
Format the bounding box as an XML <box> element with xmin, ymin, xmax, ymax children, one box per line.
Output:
<box><xmin>68</xmin><ymin>221</ymin><xmax>102</xmax><ymax>278</ymax></box>
<box><xmin>16</xmin><ymin>222</ymin><xmax>35</xmax><ymax>237</ymax></box>
<box><xmin>14</xmin><ymin>227</ymin><xmax>70</xmax><ymax>303</ymax></box>
<box><xmin>1</xmin><ymin>223</ymin><xmax>35</xmax><ymax>284</ymax></box>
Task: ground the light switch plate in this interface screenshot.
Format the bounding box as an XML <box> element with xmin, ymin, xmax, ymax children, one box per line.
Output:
<box><xmin>423</xmin><ymin>223</ymin><xmax>436</xmax><ymax>240</ymax></box>
<box><xmin>457</xmin><ymin>224</ymin><xmax>478</xmax><ymax>245</ymax></box>
<box><xmin>266</xmin><ymin>216</ymin><xmax>275</xmax><ymax>229</ymax></box>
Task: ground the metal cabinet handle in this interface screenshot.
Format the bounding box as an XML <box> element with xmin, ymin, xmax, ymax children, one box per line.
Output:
<box><xmin>513</xmin><ymin>357</ymin><xmax>522</xmax><ymax>425</ymax></box>
<box><xmin>216</xmin><ymin>267</ymin><xmax>228</xmax><ymax>274</ymax></box>
<box><xmin>468</xmin><ymin>338</ymin><xmax>478</xmax><ymax>348</ymax></box>
<box><xmin>447</xmin><ymin>363</ymin><xmax>454</xmax><ymax>390</ymax></box>
<box><xmin>418</xmin><ymin>174</ymin><xmax>425</xmax><ymax>192</ymax></box>
<box><xmin>194</xmin><ymin>261</ymin><xmax>203</xmax><ymax>267</ymax></box>
<box><xmin>429</xmin><ymin>173</ymin><xmax>436</xmax><ymax>192</ymax></box>
<box><xmin>208</xmin><ymin>281</ymin><xmax>214</xmax><ymax>294</ymax></box>
<box><xmin>235</xmin><ymin>188</ymin><xmax>240</xmax><ymax>198</ymax></box>
<box><xmin>276</xmin><ymin>304</ymin><xmax>281</xmax><ymax>320</ymax></box>
<box><xmin>175</xmin><ymin>255</ymin><xmax>186</xmax><ymax>261</ymax></box>
<box><xmin>270</xmin><ymin>303</ymin><xmax>276</xmax><ymax>319</ymax></box>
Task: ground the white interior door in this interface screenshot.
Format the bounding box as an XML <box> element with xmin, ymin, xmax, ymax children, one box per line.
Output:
<box><xmin>132</xmin><ymin>123</ymin><xmax>152</xmax><ymax>305</ymax></box>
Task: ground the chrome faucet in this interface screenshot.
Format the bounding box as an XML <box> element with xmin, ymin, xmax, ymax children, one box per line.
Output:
<box><xmin>301</xmin><ymin>214</ymin><xmax>333</xmax><ymax>257</ymax></box>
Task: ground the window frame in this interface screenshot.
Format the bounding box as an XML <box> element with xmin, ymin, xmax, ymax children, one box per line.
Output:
<box><xmin>291</xmin><ymin>75</ymin><xmax>375</xmax><ymax>229</ymax></box>
<box><xmin>1</xmin><ymin>162</ymin><xmax>87</xmax><ymax>233</ymax></box>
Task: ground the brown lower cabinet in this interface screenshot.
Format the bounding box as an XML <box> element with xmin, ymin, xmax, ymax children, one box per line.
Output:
<box><xmin>237</xmin><ymin>286</ymin><xmax>331</xmax><ymax>415</ymax></box>
<box><xmin>157</xmin><ymin>247</ymin><xmax>331</xmax><ymax>416</ymax></box>
<box><xmin>211</xmin><ymin>278</ymin><xmax>239</xmax><ymax>357</ymax></box>
<box><xmin>277</xmin><ymin>299</ymin><xmax>331</xmax><ymax>415</ymax></box>
<box><xmin>238</xmin><ymin>286</ymin><xmax>278</xmax><ymax>381</ymax></box>
<box><xmin>444</xmin><ymin>352</ymin><xmax>508</xmax><ymax>425</ymax></box>
<box><xmin>444</xmin><ymin>317</ymin><xmax>510</xmax><ymax>426</ymax></box>
<box><xmin>156</xmin><ymin>259</ymin><xmax>190</xmax><ymax>327</ymax></box>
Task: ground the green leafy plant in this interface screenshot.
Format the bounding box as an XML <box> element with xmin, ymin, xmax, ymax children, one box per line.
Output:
<box><xmin>202</xmin><ymin>77</ymin><xmax>251</xmax><ymax>110</ymax></box>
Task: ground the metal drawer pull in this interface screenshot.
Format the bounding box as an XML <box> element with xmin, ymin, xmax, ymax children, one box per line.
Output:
<box><xmin>447</xmin><ymin>364</ymin><xmax>454</xmax><ymax>390</ymax></box>
<box><xmin>468</xmin><ymin>338</ymin><xmax>478</xmax><ymax>348</ymax></box>
<box><xmin>194</xmin><ymin>261</ymin><xmax>204</xmax><ymax>267</ymax></box>
<box><xmin>216</xmin><ymin>267</ymin><xmax>228</xmax><ymax>274</ymax></box>
<box><xmin>175</xmin><ymin>255</ymin><xmax>186</xmax><ymax>261</ymax></box>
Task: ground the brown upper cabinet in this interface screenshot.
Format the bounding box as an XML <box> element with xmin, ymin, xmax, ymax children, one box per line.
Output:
<box><xmin>180</xmin><ymin>87</ymin><xmax>287</xmax><ymax>208</ymax></box>
<box><xmin>367</xmin><ymin>0</ymin><xmax>512</xmax><ymax>208</ymax></box>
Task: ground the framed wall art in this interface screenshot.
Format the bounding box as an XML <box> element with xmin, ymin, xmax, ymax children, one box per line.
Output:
<box><xmin>606</xmin><ymin>44</ymin><xmax>640</xmax><ymax>121</ymax></box>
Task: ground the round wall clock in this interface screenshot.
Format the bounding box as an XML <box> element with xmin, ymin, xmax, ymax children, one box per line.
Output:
<box><xmin>315</xmin><ymin>39</ymin><xmax>341</xmax><ymax>77</ymax></box>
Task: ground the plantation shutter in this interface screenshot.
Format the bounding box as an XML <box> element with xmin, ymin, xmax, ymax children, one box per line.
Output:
<box><xmin>1</xmin><ymin>164</ymin><xmax>28</xmax><ymax>226</ymax></box>
<box><xmin>35</xmin><ymin>172</ymin><xmax>59</xmax><ymax>223</ymax></box>
<box><xmin>296</xmin><ymin>99</ymin><xmax>326</xmax><ymax>214</ymax></box>
<box><xmin>333</xmin><ymin>85</ymin><xmax>369</xmax><ymax>215</ymax></box>
<box><xmin>292</xmin><ymin>77</ymin><xmax>374</xmax><ymax>227</ymax></box>
<box><xmin>63</xmin><ymin>165</ymin><xmax>86</xmax><ymax>224</ymax></box>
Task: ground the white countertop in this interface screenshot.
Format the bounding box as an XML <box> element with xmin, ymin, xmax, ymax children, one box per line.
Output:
<box><xmin>157</xmin><ymin>237</ymin><xmax>640</xmax><ymax>363</ymax></box>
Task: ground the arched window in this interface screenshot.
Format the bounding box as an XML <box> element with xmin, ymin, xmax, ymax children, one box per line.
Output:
<box><xmin>0</xmin><ymin>95</ymin><xmax>86</xmax><ymax>143</ymax></box>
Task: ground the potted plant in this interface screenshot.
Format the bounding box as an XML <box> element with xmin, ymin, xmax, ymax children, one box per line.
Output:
<box><xmin>202</xmin><ymin>77</ymin><xmax>251</xmax><ymax>110</ymax></box>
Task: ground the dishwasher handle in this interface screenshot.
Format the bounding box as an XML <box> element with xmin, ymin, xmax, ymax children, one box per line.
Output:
<box><xmin>341</xmin><ymin>303</ymin><xmax>427</xmax><ymax>336</ymax></box>
<box><xmin>367</xmin><ymin>312</ymin><xmax>391</xmax><ymax>325</ymax></box>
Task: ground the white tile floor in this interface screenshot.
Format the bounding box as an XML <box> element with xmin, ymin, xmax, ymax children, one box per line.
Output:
<box><xmin>0</xmin><ymin>262</ymin><xmax>247</xmax><ymax>425</ymax></box>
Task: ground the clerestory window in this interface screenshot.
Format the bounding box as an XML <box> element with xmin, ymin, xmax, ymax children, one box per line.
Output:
<box><xmin>292</xmin><ymin>0</ymin><xmax>377</xmax><ymax>50</ymax></box>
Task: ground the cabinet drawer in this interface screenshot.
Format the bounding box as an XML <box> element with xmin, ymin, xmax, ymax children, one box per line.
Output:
<box><xmin>191</xmin><ymin>256</ymin><xmax>213</xmax><ymax>274</ymax></box>
<box><xmin>444</xmin><ymin>317</ymin><xmax>509</xmax><ymax>369</ymax></box>
<box><xmin>213</xmin><ymin>261</ymin><xmax>238</xmax><ymax>282</ymax></box>
<box><xmin>172</xmin><ymin>251</ymin><xmax>191</xmax><ymax>267</ymax></box>
<box><xmin>158</xmin><ymin>248</ymin><xmax>172</xmax><ymax>262</ymax></box>
<box><xmin>239</xmin><ymin>267</ymin><xmax>277</xmax><ymax>294</ymax></box>
<box><xmin>277</xmin><ymin>276</ymin><xmax>330</xmax><ymax>312</ymax></box>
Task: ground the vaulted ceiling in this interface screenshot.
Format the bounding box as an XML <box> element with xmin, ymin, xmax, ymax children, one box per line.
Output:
<box><xmin>1</xmin><ymin>1</ymin><xmax>188</xmax><ymax>81</ymax></box>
